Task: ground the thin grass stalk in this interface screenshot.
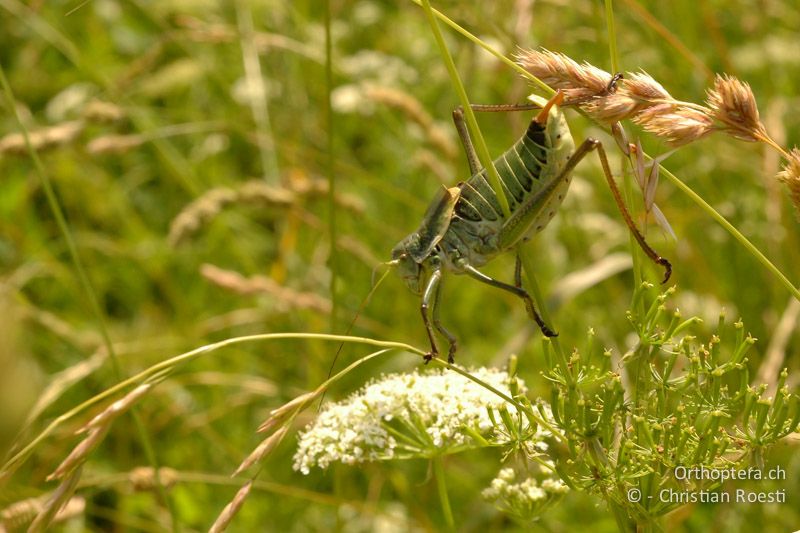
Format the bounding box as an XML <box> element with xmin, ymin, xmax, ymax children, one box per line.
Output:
<box><xmin>0</xmin><ymin>66</ymin><xmax>177</xmax><ymax>529</ymax></box>
<box><xmin>419</xmin><ymin>0</ymin><xmax>510</xmax><ymax>217</ymax></box>
<box><xmin>1</xmin><ymin>334</ymin><xmax>423</xmax><ymax>480</ymax></box>
<box><xmin>657</xmin><ymin>164</ymin><xmax>800</xmax><ymax>302</ymax></box>
<box><xmin>604</xmin><ymin>0</ymin><xmax>620</xmax><ymax>74</ymax></box>
<box><xmin>604</xmin><ymin>0</ymin><xmax>645</xmax><ymax>309</ymax></box>
<box><xmin>235</xmin><ymin>0</ymin><xmax>279</xmax><ymax>183</ymax></box>
<box><xmin>325</xmin><ymin>0</ymin><xmax>339</xmax><ymax>335</ymax></box>
<box><xmin>409</xmin><ymin>0</ymin><xmax>553</xmax><ymax>95</ymax></box>
<box><xmin>517</xmin><ymin>248</ymin><xmax>571</xmax><ymax>384</ymax></box>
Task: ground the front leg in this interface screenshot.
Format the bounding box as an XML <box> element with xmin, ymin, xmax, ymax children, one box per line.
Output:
<box><xmin>431</xmin><ymin>271</ymin><xmax>458</xmax><ymax>363</ymax></box>
<box><xmin>420</xmin><ymin>268</ymin><xmax>443</xmax><ymax>363</ymax></box>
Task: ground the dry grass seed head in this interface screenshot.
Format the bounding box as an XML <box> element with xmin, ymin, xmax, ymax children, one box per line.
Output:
<box><xmin>0</xmin><ymin>120</ymin><xmax>84</xmax><ymax>155</ymax></box>
<box><xmin>29</xmin><ymin>466</ymin><xmax>83</xmax><ymax>533</ymax></box>
<box><xmin>1</xmin><ymin>496</ymin><xmax>85</xmax><ymax>531</ymax></box>
<box><xmin>209</xmin><ymin>480</ymin><xmax>254</xmax><ymax>533</ymax></box>
<box><xmin>624</xmin><ymin>72</ymin><xmax>672</xmax><ymax>101</ymax></box>
<box><xmin>516</xmin><ymin>49</ymin><xmax>612</xmax><ymax>101</ymax></box>
<box><xmin>129</xmin><ymin>466</ymin><xmax>179</xmax><ymax>492</ymax></box>
<box><xmin>777</xmin><ymin>148</ymin><xmax>800</xmax><ymax>218</ymax></box>
<box><xmin>706</xmin><ymin>74</ymin><xmax>767</xmax><ymax>142</ymax></box>
<box><xmin>585</xmin><ymin>72</ymin><xmax>673</xmax><ymax>124</ymax></box>
<box><xmin>47</xmin><ymin>427</ymin><xmax>107</xmax><ymax>481</ymax></box>
<box><xmin>633</xmin><ymin>104</ymin><xmax>715</xmax><ymax>146</ymax></box>
<box><xmin>234</xmin><ymin>426</ymin><xmax>289</xmax><ymax>476</ymax></box>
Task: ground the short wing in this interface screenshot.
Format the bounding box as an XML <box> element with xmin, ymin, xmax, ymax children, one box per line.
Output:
<box><xmin>408</xmin><ymin>186</ymin><xmax>461</xmax><ymax>262</ymax></box>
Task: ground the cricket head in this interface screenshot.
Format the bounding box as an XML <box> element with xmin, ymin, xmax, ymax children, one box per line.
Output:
<box><xmin>390</xmin><ymin>234</ymin><xmax>424</xmax><ymax>295</ymax></box>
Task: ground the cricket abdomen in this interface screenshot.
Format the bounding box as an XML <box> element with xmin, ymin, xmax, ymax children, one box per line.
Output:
<box><xmin>439</xmin><ymin>116</ymin><xmax>574</xmax><ymax>271</ymax></box>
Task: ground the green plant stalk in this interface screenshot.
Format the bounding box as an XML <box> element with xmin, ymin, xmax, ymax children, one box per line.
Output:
<box><xmin>410</xmin><ymin>0</ymin><xmax>553</xmax><ymax>96</ymax></box>
<box><xmin>325</xmin><ymin>0</ymin><xmax>339</xmax><ymax>334</ymax></box>
<box><xmin>433</xmin><ymin>455</ymin><xmax>456</xmax><ymax>532</ymax></box>
<box><xmin>658</xmin><ymin>164</ymin><xmax>800</xmax><ymax>302</ymax></box>
<box><xmin>419</xmin><ymin>0</ymin><xmax>510</xmax><ymax>218</ymax></box>
<box><xmin>604</xmin><ymin>0</ymin><xmax>620</xmax><ymax>74</ymax></box>
<box><xmin>518</xmin><ymin>248</ymin><xmax>571</xmax><ymax>382</ymax></box>
<box><xmin>410</xmin><ymin>0</ymin><xmax>800</xmax><ymax>304</ymax></box>
<box><xmin>605</xmin><ymin>0</ymin><xmax>645</xmax><ymax>306</ymax></box>
<box><xmin>0</xmin><ymin>334</ymin><xmax>423</xmax><ymax>482</ymax></box>
<box><xmin>0</xmin><ymin>66</ymin><xmax>177</xmax><ymax>529</ymax></box>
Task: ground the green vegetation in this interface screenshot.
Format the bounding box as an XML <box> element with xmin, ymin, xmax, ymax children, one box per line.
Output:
<box><xmin>1</xmin><ymin>1</ymin><xmax>799</xmax><ymax>531</ymax></box>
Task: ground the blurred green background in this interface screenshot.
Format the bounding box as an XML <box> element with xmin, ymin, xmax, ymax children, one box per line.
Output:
<box><xmin>1</xmin><ymin>0</ymin><xmax>798</xmax><ymax>530</ymax></box>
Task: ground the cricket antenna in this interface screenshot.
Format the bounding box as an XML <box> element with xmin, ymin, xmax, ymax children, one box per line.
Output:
<box><xmin>318</xmin><ymin>265</ymin><xmax>394</xmax><ymax>411</ymax></box>
<box><xmin>374</xmin><ymin>258</ymin><xmax>400</xmax><ymax>286</ymax></box>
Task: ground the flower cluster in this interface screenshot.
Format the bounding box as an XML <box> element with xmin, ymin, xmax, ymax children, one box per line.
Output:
<box><xmin>293</xmin><ymin>367</ymin><xmax>543</xmax><ymax>474</ymax></box>
<box><xmin>482</xmin><ymin>466</ymin><xmax>568</xmax><ymax>523</ymax></box>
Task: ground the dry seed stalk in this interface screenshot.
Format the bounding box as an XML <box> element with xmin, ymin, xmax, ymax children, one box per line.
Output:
<box><xmin>129</xmin><ymin>466</ymin><xmax>179</xmax><ymax>492</ymax></box>
<box><xmin>200</xmin><ymin>264</ymin><xmax>332</xmax><ymax>314</ymax></box>
<box><xmin>778</xmin><ymin>149</ymin><xmax>800</xmax><ymax>218</ymax></box>
<box><xmin>209</xmin><ymin>480</ymin><xmax>253</xmax><ymax>533</ymax></box>
<box><xmin>168</xmin><ymin>179</ymin><xmax>363</xmax><ymax>246</ymax></box>
<box><xmin>1</xmin><ymin>495</ymin><xmax>84</xmax><ymax>531</ymax></box>
<box><xmin>517</xmin><ymin>49</ymin><xmax>798</xmax><ymax>215</ymax></box>
<box><xmin>0</xmin><ymin>120</ymin><xmax>84</xmax><ymax>155</ymax></box>
<box><xmin>28</xmin><ymin>466</ymin><xmax>83</xmax><ymax>533</ymax></box>
<box><xmin>48</xmin><ymin>384</ymin><xmax>155</xmax><ymax>481</ymax></box>
<box><xmin>233</xmin><ymin>426</ymin><xmax>289</xmax><ymax>476</ymax></box>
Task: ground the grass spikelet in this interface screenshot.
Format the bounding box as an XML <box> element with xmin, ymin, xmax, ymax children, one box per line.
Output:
<box><xmin>169</xmin><ymin>179</ymin><xmax>363</xmax><ymax>246</ymax></box>
<box><xmin>209</xmin><ymin>480</ymin><xmax>253</xmax><ymax>533</ymax></box>
<box><xmin>47</xmin><ymin>428</ymin><xmax>107</xmax><ymax>481</ymax></box>
<box><xmin>86</xmin><ymin>134</ymin><xmax>144</xmax><ymax>155</ymax></box>
<box><xmin>259</xmin><ymin>391</ymin><xmax>320</xmax><ymax>433</ymax></box>
<box><xmin>49</xmin><ymin>384</ymin><xmax>155</xmax><ymax>481</ymax></box>
<box><xmin>29</xmin><ymin>466</ymin><xmax>83</xmax><ymax>533</ymax></box>
<box><xmin>777</xmin><ymin>148</ymin><xmax>800</xmax><ymax>218</ymax></box>
<box><xmin>167</xmin><ymin>187</ymin><xmax>241</xmax><ymax>246</ymax></box>
<box><xmin>200</xmin><ymin>264</ymin><xmax>332</xmax><ymax>314</ymax></box>
<box><xmin>0</xmin><ymin>120</ymin><xmax>84</xmax><ymax>155</ymax></box>
<box><xmin>234</xmin><ymin>181</ymin><xmax>295</xmax><ymax>205</ymax></box>
<box><xmin>129</xmin><ymin>466</ymin><xmax>179</xmax><ymax>492</ymax></box>
<box><xmin>233</xmin><ymin>426</ymin><xmax>290</xmax><ymax>476</ymax></box>
<box><xmin>81</xmin><ymin>100</ymin><xmax>125</xmax><ymax>122</ymax></box>
<box><xmin>515</xmin><ymin>49</ymin><xmax>612</xmax><ymax>102</ymax></box>
<box><xmin>584</xmin><ymin>72</ymin><xmax>673</xmax><ymax>124</ymax></box>
<box><xmin>77</xmin><ymin>383</ymin><xmax>153</xmax><ymax>434</ymax></box>
<box><xmin>706</xmin><ymin>74</ymin><xmax>768</xmax><ymax>143</ymax></box>
<box><xmin>1</xmin><ymin>495</ymin><xmax>84</xmax><ymax>531</ymax></box>
<box><xmin>624</xmin><ymin>71</ymin><xmax>672</xmax><ymax>102</ymax></box>
<box><xmin>632</xmin><ymin>105</ymin><xmax>714</xmax><ymax>146</ymax></box>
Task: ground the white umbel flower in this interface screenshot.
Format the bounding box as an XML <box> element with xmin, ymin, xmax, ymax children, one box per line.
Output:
<box><xmin>293</xmin><ymin>367</ymin><xmax>542</xmax><ymax>474</ymax></box>
<box><xmin>482</xmin><ymin>466</ymin><xmax>569</xmax><ymax>522</ymax></box>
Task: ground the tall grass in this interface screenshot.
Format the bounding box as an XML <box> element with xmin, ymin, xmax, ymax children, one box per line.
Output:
<box><xmin>1</xmin><ymin>0</ymin><xmax>798</xmax><ymax>531</ymax></box>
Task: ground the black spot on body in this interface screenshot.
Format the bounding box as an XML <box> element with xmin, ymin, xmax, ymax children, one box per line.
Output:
<box><xmin>525</xmin><ymin>120</ymin><xmax>546</xmax><ymax>146</ymax></box>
